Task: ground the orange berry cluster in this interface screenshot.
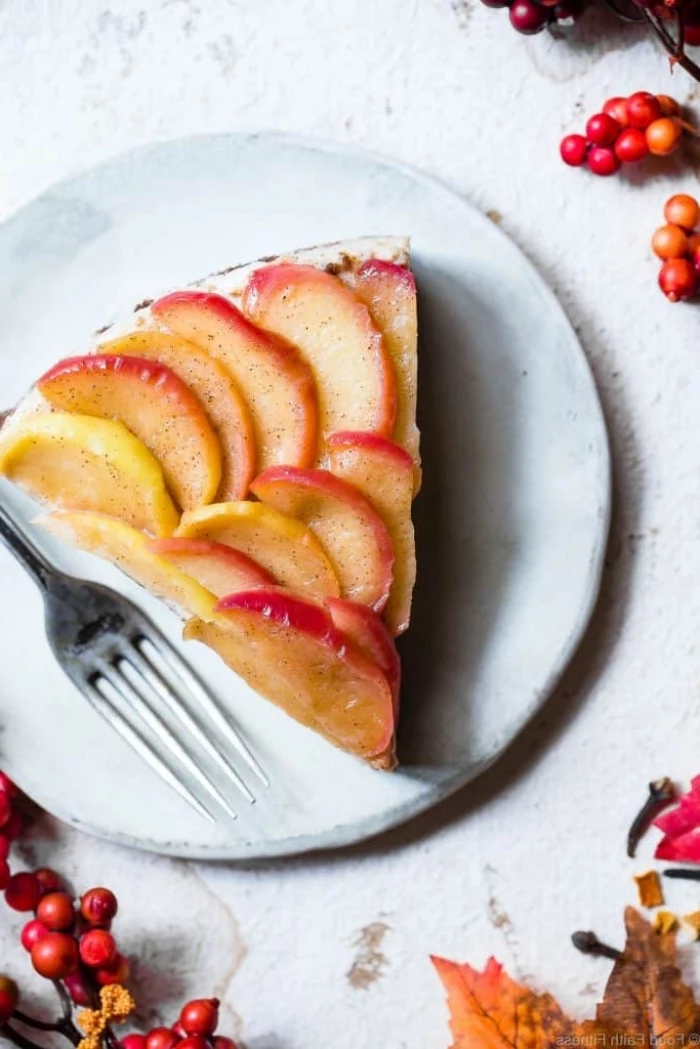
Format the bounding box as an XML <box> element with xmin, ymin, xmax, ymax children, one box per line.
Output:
<box><xmin>653</xmin><ymin>194</ymin><xmax>700</xmax><ymax>302</ymax></box>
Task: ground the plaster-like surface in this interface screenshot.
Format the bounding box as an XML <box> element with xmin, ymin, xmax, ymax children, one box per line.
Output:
<box><xmin>2</xmin><ymin>1</ymin><xmax>700</xmax><ymax>1046</ymax></box>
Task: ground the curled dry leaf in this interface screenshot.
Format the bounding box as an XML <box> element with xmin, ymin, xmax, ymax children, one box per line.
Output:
<box><xmin>433</xmin><ymin>908</ymin><xmax>700</xmax><ymax>1049</ymax></box>
<box><xmin>633</xmin><ymin>870</ymin><xmax>664</xmax><ymax>909</ymax></box>
<box><xmin>652</xmin><ymin>910</ymin><xmax>678</xmax><ymax>935</ymax></box>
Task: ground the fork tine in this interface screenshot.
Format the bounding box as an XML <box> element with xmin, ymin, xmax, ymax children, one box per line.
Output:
<box><xmin>123</xmin><ymin>645</ymin><xmax>255</xmax><ymax>804</ymax></box>
<box><xmin>87</xmin><ymin>677</ymin><xmax>215</xmax><ymax>822</ymax></box>
<box><xmin>104</xmin><ymin>660</ymin><xmax>240</xmax><ymax>821</ymax></box>
<box><xmin>137</xmin><ymin>634</ymin><xmax>270</xmax><ymax>788</ymax></box>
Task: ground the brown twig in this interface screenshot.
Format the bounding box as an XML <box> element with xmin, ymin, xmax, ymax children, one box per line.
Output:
<box><xmin>627</xmin><ymin>777</ymin><xmax>675</xmax><ymax>858</ymax></box>
<box><xmin>572</xmin><ymin>930</ymin><xmax>622</xmax><ymax>959</ymax></box>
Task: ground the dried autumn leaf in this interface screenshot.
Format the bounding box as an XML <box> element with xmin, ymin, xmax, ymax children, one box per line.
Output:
<box><xmin>433</xmin><ymin>908</ymin><xmax>700</xmax><ymax>1049</ymax></box>
<box><xmin>633</xmin><ymin>870</ymin><xmax>664</xmax><ymax>909</ymax></box>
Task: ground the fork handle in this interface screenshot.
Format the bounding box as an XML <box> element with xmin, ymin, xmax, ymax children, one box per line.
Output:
<box><xmin>0</xmin><ymin>500</ymin><xmax>52</xmax><ymax>590</ymax></box>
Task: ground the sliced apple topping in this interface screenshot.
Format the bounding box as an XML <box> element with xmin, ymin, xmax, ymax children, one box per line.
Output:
<box><xmin>184</xmin><ymin>588</ymin><xmax>395</xmax><ymax>766</ymax></box>
<box><xmin>37</xmin><ymin>354</ymin><xmax>221</xmax><ymax>511</ymax></box>
<box><xmin>99</xmin><ymin>330</ymin><xmax>255</xmax><ymax>501</ymax></box>
<box><xmin>348</xmin><ymin>260</ymin><xmax>420</xmax><ymax>484</ymax></box>
<box><xmin>37</xmin><ymin>512</ymin><xmax>216</xmax><ymax>620</ymax></box>
<box><xmin>175</xmin><ymin>501</ymin><xmax>339</xmax><ymax>600</ymax></box>
<box><xmin>250</xmin><ymin>466</ymin><xmax>394</xmax><ymax>611</ymax></box>
<box><xmin>0</xmin><ymin>413</ymin><xmax>179</xmax><ymax>536</ymax></box>
<box><xmin>151</xmin><ymin>291</ymin><xmax>318</xmax><ymax>471</ymax></box>
<box><xmin>243</xmin><ymin>263</ymin><xmax>397</xmax><ymax>441</ymax></box>
<box><xmin>150</xmin><ymin>537</ymin><xmax>275</xmax><ymax>598</ymax></box>
<box><xmin>327</xmin><ymin>432</ymin><xmax>415</xmax><ymax>635</ymax></box>
<box><xmin>326</xmin><ymin>597</ymin><xmax>401</xmax><ymax>716</ymax></box>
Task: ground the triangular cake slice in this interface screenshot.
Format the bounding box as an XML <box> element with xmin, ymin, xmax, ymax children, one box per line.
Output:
<box><xmin>0</xmin><ymin>237</ymin><xmax>419</xmax><ymax>770</ymax></box>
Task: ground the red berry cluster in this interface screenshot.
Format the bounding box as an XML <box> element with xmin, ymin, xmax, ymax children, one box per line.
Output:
<box><xmin>480</xmin><ymin>0</ymin><xmax>585</xmax><ymax>36</ymax></box>
<box><xmin>653</xmin><ymin>193</ymin><xmax>700</xmax><ymax>302</ymax></box>
<box><xmin>123</xmin><ymin>998</ymin><xmax>237</xmax><ymax>1049</ymax></box>
<box><xmin>560</xmin><ymin>92</ymin><xmax>683</xmax><ymax>176</ymax></box>
<box><xmin>0</xmin><ymin>773</ymin><xmax>239</xmax><ymax>1049</ymax></box>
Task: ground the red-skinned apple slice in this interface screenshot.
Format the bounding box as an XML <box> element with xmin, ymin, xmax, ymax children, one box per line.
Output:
<box><xmin>348</xmin><ymin>260</ymin><xmax>420</xmax><ymax>484</ymax></box>
<box><xmin>243</xmin><ymin>263</ymin><xmax>397</xmax><ymax>440</ymax></box>
<box><xmin>175</xmin><ymin>501</ymin><xmax>339</xmax><ymax>600</ymax></box>
<box><xmin>151</xmin><ymin>291</ymin><xmax>318</xmax><ymax>471</ymax></box>
<box><xmin>37</xmin><ymin>354</ymin><xmax>221</xmax><ymax>510</ymax></box>
<box><xmin>150</xmin><ymin>537</ymin><xmax>275</xmax><ymax>598</ymax></box>
<box><xmin>99</xmin><ymin>330</ymin><xmax>255</xmax><ymax>501</ymax></box>
<box><xmin>250</xmin><ymin>466</ymin><xmax>394</xmax><ymax>611</ymax></box>
<box><xmin>326</xmin><ymin>597</ymin><xmax>401</xmax><ymax>716</ymax></box>
<box><xmin>326</xmin><ymin>432</ymin><xmax>415</xmax><ymax>634</ymax></box>
<box><xmin>184</xmin><ymin>588</ymin><xmax>395</xmax><ymax>766</ymax></box>
<box><xmin>0</xmin><ymin>412</ymin><xmax>179</xmax><ymax>536</ymax></box>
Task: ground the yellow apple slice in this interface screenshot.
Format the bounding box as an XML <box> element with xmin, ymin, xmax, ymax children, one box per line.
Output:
<box><xmin>99</xmin><ymin>330</ymin><xmax>255</xmax><ymax>501</ymax></box>
<box><xmin>151</xmin><ymin>291</ymin><xmax>318</xmax><ymax>471</ymax></box>
<box><xmin>175</xmin><ymin>501</ymin><xmax>339</xmax><ymax>600</ymax></box>
<box><xmin>243</xmin><ymin>263</ymin><xmax>397</xmax><ymax>441</ymax></box>
<box><xmin>327</xmin><ymin>432</ymin><xmax>415</xmax><ymax>635</ymax></box>
<box><xmin>37</xmin><ymin>354</ymin><xmax>221</xmax><ymax>510</ymax></box>
<box><xmin>0</xmin><ymin>413</ymin><xmax>179</xmax><ymax>536</ymax></box>
<box><xmin>184</xmin><ymin>588</ymin><xmax>395</xmax><ymax>766</ymax></box>
<box><xmin>250</xmin><ymin>466</ymin><xmax>393</xmax><ymax>611</ymax></box>
<box><xmin>348</xmin><ymin>260</ymin><xmax>420</xmax><ymax>485</ymax></box>
<box><xmin>150</xmin><ymin>537</ymin><xmax>275</xmax><ymax>598</ymax></box>
<box><xmin>37</xmin><ymin>511</ymin><xmax>216</xmax><ymax>620</ymax></box>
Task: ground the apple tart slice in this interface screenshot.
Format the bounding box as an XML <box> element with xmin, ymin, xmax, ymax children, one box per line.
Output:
<box><xmin>0</xmin><ymin>237</ymin><xmax>419</xmax><ymax>769</ymax></box>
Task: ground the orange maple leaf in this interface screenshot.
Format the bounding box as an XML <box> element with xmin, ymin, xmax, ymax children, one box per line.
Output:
<box><xmin>432</xmin><ymin>907</ymin><xmax>700</xmax><ymax>1049</ymax></box>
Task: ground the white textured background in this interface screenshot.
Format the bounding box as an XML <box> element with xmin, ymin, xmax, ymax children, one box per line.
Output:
<box><xmin>3</xmin><ymin>1</ymin><xmax>700</xmax><ymax>1046</ymax></box>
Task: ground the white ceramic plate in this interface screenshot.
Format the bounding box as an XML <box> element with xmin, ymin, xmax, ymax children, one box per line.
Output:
<box><xmin>0</xmin><ymin>133</ymin><xmax>610</xmax><ymax>859</ymax></box>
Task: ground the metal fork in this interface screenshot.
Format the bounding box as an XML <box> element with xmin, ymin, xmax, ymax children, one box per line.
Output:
<box><xmin>0</xmin><ymin>500</ymin><xmax>268</xmax><ymax>822</ymax></box>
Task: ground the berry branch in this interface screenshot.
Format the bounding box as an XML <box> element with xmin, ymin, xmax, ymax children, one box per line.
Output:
<box><xmin>0</xmin><ymin>774</ymin><xmax>240</xmax><ymax>1049</ymax></box>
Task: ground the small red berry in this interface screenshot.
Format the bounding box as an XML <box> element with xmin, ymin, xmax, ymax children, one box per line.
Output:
<box><xmin>560</xmin><ymin>134</ymin><xmax>588</xmax><ymax>167</ymax></box>
<box><xmin>587</xmin><ymin>146</ymin><xmax>620</xmax><ymax>176</ymax></box>
<box><xmin>5</xmin><ymin>872</ymin><xmax>41</xmax><ymax>912</ymax></box>
<box><xmin>0</xmin><ymin>860</ymin><xmax>10</xmax><ymax>892</ymax></box>
<box><xmin>0</xmin><ymin>836</ymin><xmax>11</xmax><ymax>863</ymax></box>
<box><xmin>35</xmin><ymin>868</ymin><xmax>63</xmax><ymax>896</ymax></box>
<box><xmin>80</xmin><ymin>929</ymin><xmax>117</xmax><ymax>969</ymax></box>
<box><xmin>213</xmin><ymin>1039</ymin><xmax>239</xmax><ymax>1049</ymax></box>
<box><xmin>0</xmin><ymin>793</ymin><xmax>12</xmax><ymax>830</ymax></box>
<box><xmin>585</xmin><ymin>112</ymin><xmax>621</xmax><ymax>147</ymax></box>
<box><xmin>684</xmin><ymin>22</ymin><xmax>700</xmax><ymax>44</ymax></box>
<box><xmin>0</xmin><ymin>773</ymin><xmax>18</xmax><ymax>798</ymax></box>
<box><xmin>64</xmin><ymin>971</ymin><xmax>90</xmax><ymax>1006</ymax></box>
<box><xmin>626</xmin><ymin>91</ymin><xmax>662</xmax><ymax>129</ymax></box>
<box><xmin>121</xmin><ymin>1037</ymin><xmax>148</xmax><ymax>1049</ymax></box>
<box><xmin>146</xmin><ymin>1028</ymin><xmax>180</xmax><ymax>1049</ymax></box>
<box><xmin>3</xmin><ymin>812</ymin><xmax>23</xmax><ymax>843</ymax></box>
<box><xmin>177</xmin><ymin>1039</ymin><xmax>209</xmax><ymax>1049</ymax></box>
<box><xmin>603</xmin><ymin>96</ymin><xmax>630</xmax><ymax>127</ymax></box>
<box><xmin>95</xmin><ymin>952</ymin><xmax>129</xmax><ymax>986</ymax></box>
<box><xmin>31</xmin><ymin>932</ymin><xmax>79</xmax><ymax>979</ymax></box>
<box><xmin>659</xmin><ymin>257</ymin><xmax>697</xmax><ymax>301</ymax></box>
<box><xmin>657</xmin><ymin>94</ymin><xmax>680</xmax><ymax>116</ymax></box>
<box><xmin>80</xmin><ymin>887</ymin><xmax>118</xmax><ymax>926</ymax></box>
<box><xmin>614</xmin><ymin>127</ymin><xmax>649</xmax><ymax>163</ymax></box>
<box><xmin>509</xmin><ymin>0</ymin><xmax>549</xmax><ymax>32</ymax></box>
<box><xmin>37</xmin><ymin>892</ymin><xmax>75</xmax><ymax>931</ymax></box>
<box><xmin>0</xmin><ymin>975</ymin><xmax>19</xmax><ymax>1024</ymax></box>
<box><xmin>180</xmin><ymin>998</ymin><xmax>220</xmax><ymax>1038</ymax></box>
<box><xmin>21</xmin><ymin>919</ymin><xmax>49</xmax><ymax>952</ymax></box>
